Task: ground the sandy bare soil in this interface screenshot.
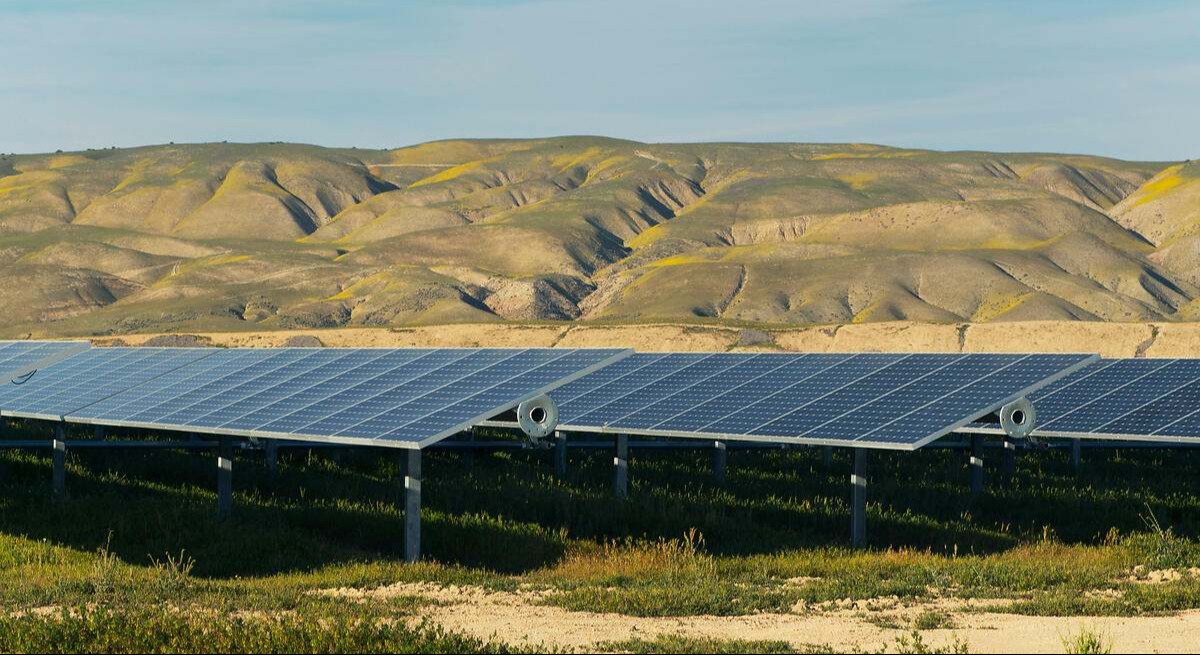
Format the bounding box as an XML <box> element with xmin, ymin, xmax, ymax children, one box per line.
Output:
<box><xmin>323</xmin><ymin>582</ymin><xmax>1200</xmax><ymax>653</ymax></box>
<box><xmin>98</xmin><ymin>320</ymin><xmax>1200</xmax><ymax>358</ymax></box>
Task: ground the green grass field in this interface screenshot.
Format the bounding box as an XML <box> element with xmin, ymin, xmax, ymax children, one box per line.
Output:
<box><xmin>1</xmin><ymin>419</ymin><xmax>1199</xmax><ymax>652</ymax></box>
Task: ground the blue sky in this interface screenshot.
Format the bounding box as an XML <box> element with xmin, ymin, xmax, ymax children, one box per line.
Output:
<box><xmin>2</xmin><ymin>0</ymin><xmax>1197</xmax><ymax>160</ymax></box>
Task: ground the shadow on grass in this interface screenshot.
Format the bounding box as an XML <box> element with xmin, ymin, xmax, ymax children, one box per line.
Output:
<box><xmin>1</xmin><ymin>431</ymin><xmax>1198</xmax><ymax>579</ymax></box>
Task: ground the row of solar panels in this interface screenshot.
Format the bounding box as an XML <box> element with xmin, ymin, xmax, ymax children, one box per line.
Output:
<box><xmin>6</xmin><ymin>341</ymin><xmax>1200</xmax><ymax>449</ymax></box>
<box><xmin>0</xmin><ymin>343</ymin><xmax>628</xmax><ymax>448</ymax></box>
<box><xmin>0</xmin><ymin>341</ymin><xmax>1103</xmax><ymax>451</ymax></box>
<box><xmin>506</xmin><ymin>352</ymin><xmax>1094</xmax><ymax>450</ymax></box>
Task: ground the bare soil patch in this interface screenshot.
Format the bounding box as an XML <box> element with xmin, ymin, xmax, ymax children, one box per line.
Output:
<box><xmin>93</xmin><ymin>320</ymin><xmax>1200</xmax><ymax>358</ymax></box>
<box><xmin>328</xmin><ymin>583</ymin><xmax>1200</xmax><ymax>653</ymax></box>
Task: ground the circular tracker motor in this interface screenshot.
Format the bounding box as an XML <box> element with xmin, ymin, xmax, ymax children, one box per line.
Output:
<box><xmin>999</xmin><ymin>397</ymin><xmax>1037</xmax><ymax>440</ymax></box>
<box><xmin>517</xmin><ymin>394</ymin><xmax>559</xmax><ymax>446</ymax></box>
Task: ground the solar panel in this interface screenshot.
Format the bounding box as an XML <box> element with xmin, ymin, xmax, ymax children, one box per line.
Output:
<box><xmin>0</xmin><ymin>341</ymin><xmax>90</xmax><ymax>382</ymax></box>
<box><xmin>70</xmin><ymin>349</ymin><xmax>283</xmax><ymax>423</ymax></box>
<box><xmin>0</xmin><ymin>349</ymin><xmax>105</xmax><ymax>408</ymax></box>
<box><xmin>62</xmin><ymin>347</ymin><xmax>631</xmax><ymax>449</ymax></box>
<box><xmin>1</xmin><ymin>348</ymin><xmax>219</xmax><ymax>421</ymax></box>
<box><xmin>541</xmin><ymin>352</ymin><xmax>1096</xmax><ymax>450</ymax></box>
<box><xmin>964</xmin><ymin>358</ymin><xmax>1200</xmax><ymax>444</ymax></box>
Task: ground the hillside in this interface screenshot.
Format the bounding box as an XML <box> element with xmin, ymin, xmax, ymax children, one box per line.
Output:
<box><xmin>0</xmin><ymin>138</ymin><xmax>1193</xmax><ymax>337</ymax></box>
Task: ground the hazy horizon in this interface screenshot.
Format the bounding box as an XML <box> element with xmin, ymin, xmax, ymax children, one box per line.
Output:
<box><xmin>3</xmin><ymin>0</ymin><xmax>1198</xmax><ymax>161</ymax></box>
<box><xmin>6</xmin><ymin>136</ymin><xmax>1185</xmax><ymax>164</ymax></box>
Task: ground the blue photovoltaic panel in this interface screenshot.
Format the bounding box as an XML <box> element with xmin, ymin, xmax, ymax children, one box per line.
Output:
<box><xmin>964</xmin><ymin>358</ymin><xmax>1200</xmax><ymax>444</ymax></box>
<box><xmin>2</xmin><ymin>348</ymin><xmax>218</xmax><ymax>421</ymax></box>
<box><xmin>71</xmin><ymin>349</ymin><xmax>284</xmax><ymax>423</ymax></box>
<box><xmin>0</xmin><ymin>348</ymin><xmax>148</xmax><ymax>411</ymax></box>
<box><xmin>184</xmin><ymin>349</ymin><xmax>389</xmax><ymax>429</ymax></box>
<box><xmin>379</xmin><ymin>349</ymin><xmax>635</xmax><ymax>443</ymax></box>
<box><xmin>289</xmin><ymin>349</ymin><xmax>518</xmax><ymax>439</ymax></box>
<box><xmin>141</xmin><ymin>349</ymin><xmax>325</xmax><ymax>426</ymax></box>
<box><xmin>0</xmin><ymin>341</ymin><xmax>90</xmax><ymax>381</ymax></box>
<box><xmin>256</xmin><ymin>348</ymin><xmax>630</xmax><ymax>447</ymax></box>
<box><xmin>617</xmin><ymin>354</ymin><xmax>855</xmax><ymax>433</ymax></box>
<box><xmin>1038</xmin><ymin>360</ymin><xmax>1200</xmax><ymax>434</ymax></box>
<box><xmin>0</xmin><ymin>349</ymin><xmax>111</xmax><ymax>409</ymax></box>
<box><xmin>543</xmin><ymin>352</ymin><xmax>1096</xmax><ymax>450</ymax></box>
<box><xmin>568</xmin><ymin>353</ymin><xmax>727</xmax><ymax>427</ymax></box>
<box><xmin>862</xmin><ymin>354</ymin><xmax>1096</xmax><ymax>445</ymax></box>
<box><xmin>61</xmin><ymin>347</ymin><xmax>631</xmax><ymax>449</ymax></box>
<box><xmin>222</xmin><ymin>349</ymin><xmax>443</xmax><ymax>432</ymax></box>
<box><xmin>602</xmin><ymin>354</ymin><xmax>809</xmax><ymax>429</ymax></box>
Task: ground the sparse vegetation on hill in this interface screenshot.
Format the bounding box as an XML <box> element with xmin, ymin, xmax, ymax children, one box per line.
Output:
<box><xmin>0</xmin><ymin>138</ymin><xmax>1194</xmax><ymax>336</ymax></box>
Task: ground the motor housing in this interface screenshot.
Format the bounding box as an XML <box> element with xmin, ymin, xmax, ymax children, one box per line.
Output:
<box><xmin>516</xmin><ymin>394</ymin><xmax>559</xmax><ymax>446</ymax></box>
<box><xmin>999</xmin><ymin>397</ymin><xmax>1037</xmax><ymax>440</ymax></box>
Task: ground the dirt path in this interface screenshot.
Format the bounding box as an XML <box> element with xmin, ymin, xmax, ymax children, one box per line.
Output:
<box><xmin>325</xmin><ymin>583</ymin><xmax>1200</xmax><ymax>653</ymax></box>
<box><xmin>90</xmin><ymin>320</ymin><xmax>1200</xmax><ymax>359</ymax></box>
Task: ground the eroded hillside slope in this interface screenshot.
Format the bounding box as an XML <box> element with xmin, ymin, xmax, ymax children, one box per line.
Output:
<box><xmin>0</xmin><ymin>139</ymin><xmax>1192</xmax><ymax>336</ymax></box>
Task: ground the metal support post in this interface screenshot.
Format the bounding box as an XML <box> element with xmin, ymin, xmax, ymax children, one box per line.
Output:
<box><xmin>970</xmin><ymin>434</ymin><xmax>985</xmax><ymax>495</ymax></box>
<box><xmin>712</xmin><ymin>440</ymin><xmax>727</xmax><ymax>485</ymax></box>
<box><xmin>614</xmin><ymin>434</ymin><xmax>629</xmax><ymax>499</ymax></box>
<box><xmin>404</xmin><ymin>449</ymin><xmax>422</xmax><ymax>563</ymax></box>
<box><xmin>554</xmin><ymin>431</ymin><xmax>568</xmax><ymax>478</ymax></box>
<box><xmin>264</xmin><ymin>439</ymin><xmax>278</xmax><ymax>477</ymax></box>
<box><xmin>217</xmin><ymin>437</ymin><xmax>233</xmax><ymax>519</ymax></box>
<box><xmin>52</xmin><ymin>424</ymin><xmax>66</xmax><ymax>498</ymax></box>
<box><xmin>851</xmin><ymin>448</ymin><xmax>869</xmax><ymax>549</ymax></box>
<box><xmin>1002</xmin><ymin>438</ymin><xmax>1017</xmax><ymax>479</ymax></box>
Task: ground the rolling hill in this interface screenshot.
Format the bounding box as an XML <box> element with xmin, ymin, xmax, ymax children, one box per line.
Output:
<box><xmin>0</xmin><ymin>137</ymin><xmax>1194</xmax><ymax>337</ymax></box>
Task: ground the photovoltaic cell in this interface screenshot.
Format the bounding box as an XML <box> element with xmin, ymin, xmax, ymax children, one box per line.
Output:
<box><xmin>557</xmin><ymin>354</ymin><xmax>701</xmax><ymax>421</ymax></box>
<box><xmin>702</xmin><ymin>354</ymin><xmax>907</xmax><ymax>436</ymax></box>
<box><xmin>866</xmin><ymin>353</ymin><xmax>1096</xmax><ymax>445</ymax></box>
<box><xmin>0</xmin><ymin>349</ymin><xmax>145</xmax><ymax>410</ymax></box>
<box><xmin>544</xmin><ymin>352</ymin><xmax>1095</xmax><ymax>450</ymax></box>
<box><xmin>570</xmin><ymin>354</ymin><xmax>732</xmax><ymax>428</ymax></box>
<box><xmin>352</xmin><ymin>354</ymin><xmax>544</xmax><ymax>437</ymax></box>
<box><xmin>269</xmin><ymin>350</ymin><xmax>493</xmax><ymax>438</ymax></box>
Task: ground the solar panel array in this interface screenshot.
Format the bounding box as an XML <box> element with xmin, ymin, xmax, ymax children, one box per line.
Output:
<box><xmin>965</xmin><ymin>358</ymin><xmax>1200</xmax><ymax>444</ymax></box>
<box><xmin>0</xmin><ymin>341</ymin><xmax>90</xmax><ymax>381</ymax></box>
<box><xmin>0</xmin><ymin>344</ymin><xmax>1115</xmax><ymax>451</ymax></box>
<box><xmin>1</xmin><ymin>347</ymin><xmax>631</xmax><ymax>448</ymax></box>
<box><xmin>542</xmin><ymin>352</ymin><xmax>1096</xmax><ymax>450</ymax></box>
